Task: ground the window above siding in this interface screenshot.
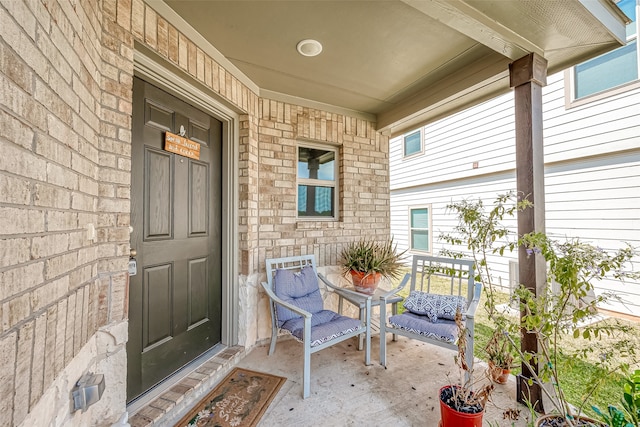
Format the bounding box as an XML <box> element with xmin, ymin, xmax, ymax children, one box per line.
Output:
<box><xmin>297</xmin><ymin>143</ymin><xmax>338</xmax><ymax>220</ymax></box>
<box><xmin>409</xmin><ymin>206</ymin><xmax>431</xmax><ymax>253</ymax></box>
<box><xmin>571</xmin><ymin>0</ymin><xmax>639</xmax><ymax>102</ymax></box>
<box><xmin>403</xmin><ymin>129</ymin><xmax>423</xmax><ymax>158</ymax></box>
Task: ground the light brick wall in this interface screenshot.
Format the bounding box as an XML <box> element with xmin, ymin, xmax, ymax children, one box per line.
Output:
<box><xmin>0</xmin><ymin>0</ymin><xmax>391</xmax><ymax>425</ymax></box>
<box><xmin>252</xmin><ymin>103</ymin><xmax>390</xmax><ymax>272</ymax></box>
<box><xmin>0</xmin><ymin>0</ymin><xmax>130</xmax><ymax>425</ymax></box>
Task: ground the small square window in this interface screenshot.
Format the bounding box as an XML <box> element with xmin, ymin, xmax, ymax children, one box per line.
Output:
<box><xmin>403</xmin><ymin>130</ymin><xmax>422</xmax><ymax>157</ymax></box>
<box><xmin>297</xmin><ymin>144</ymin><xmax>338</xmax><ymax>219</ymax></box>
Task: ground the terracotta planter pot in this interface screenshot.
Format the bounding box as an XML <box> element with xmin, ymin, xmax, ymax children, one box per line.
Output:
<box><xmin>535</xmin><ymin>414</ymin><xmax>606</xmax><ymax>426</ymax></box>
<box><xmin>439</xmin><ymin>386</ymin><xmax>484</xmax><ymax>427</ymax></box>
<box><xmin>488</xmin><ymin>360</ymin><xmax>511</xmax><ymax>384</ymax></box>
<box><xmin>350</xmin><ymin>271</ymin><xmax>381</xmax><ymax>295</ymax></box>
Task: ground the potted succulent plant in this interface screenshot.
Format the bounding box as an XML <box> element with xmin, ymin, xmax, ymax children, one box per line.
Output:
<box><xmin>339</xmin><ymin>237</ymin><xmax>406</xmax><ymax>294</ymax></box>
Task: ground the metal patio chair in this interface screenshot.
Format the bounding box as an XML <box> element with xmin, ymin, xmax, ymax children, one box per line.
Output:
<box><xmin>261</xmin><ymin>254</ymin><xmax>371</xmax><ymax>398</ymax></box>
<box><xmin>379</xmin><ymin>255</ymin><xmax>481</xmax><ymax>380</ymax></box>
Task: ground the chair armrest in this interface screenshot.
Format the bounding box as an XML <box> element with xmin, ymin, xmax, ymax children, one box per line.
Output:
<box><xmin>317</xmin><ymin>273</ymin><xmax>372</xmax><ymax>304</ymax></box>
<box><xmin>464</xmin><ymin>282</ymin><xmax>482</xmax><ymax>320</ymax></box>
<box><xmin>261</xmin><ymin>281</ymin><xmax>312</xmax><ymax>319</ymax></box>
<box><xmin>379</xmin><ymin>273</ymin><xmax>411</xmax><ymax>303</ymax></box>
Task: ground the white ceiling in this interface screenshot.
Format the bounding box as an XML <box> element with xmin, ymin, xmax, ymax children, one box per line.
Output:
<box><xmin>159</xmin><ymin>0</ymin><xmax>628</xmax><ymax>136</ymax></box>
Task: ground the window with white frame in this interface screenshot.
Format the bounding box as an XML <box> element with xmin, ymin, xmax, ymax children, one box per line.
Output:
<box><xmin>573</xmin><ymin>0</ymin><xmax>638</xmax><ymax>100</ymax></box>
<box><xmin>409</xmin><ymin>206</ymin><xmax>431</xmax><ymax>252</ymax></box>
<box><xmin>297</xmin><ymin>143</ymin><xmax>338</xmax><ymax>219</ymax></box>
<box><xmin>403</xmin><ymin>129</ymin><xmax>422</xmax><ymax>157</ymax></box>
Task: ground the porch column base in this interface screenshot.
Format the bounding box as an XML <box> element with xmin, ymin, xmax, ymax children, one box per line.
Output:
<box><xmin>516</xmin><ymin>373</ymin><xmax>544</xmax><ymax>413</ymax></box>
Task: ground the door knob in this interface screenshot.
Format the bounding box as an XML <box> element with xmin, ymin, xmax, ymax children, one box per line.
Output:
<box><xmin>130</xmin><ymin>249</ymin><xmax>137</xmax><ymax>257</ymax></box>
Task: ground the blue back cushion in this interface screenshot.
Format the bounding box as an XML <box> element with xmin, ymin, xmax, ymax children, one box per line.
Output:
<box><xmin>273</xmin><ymin>265</ymin><xmax>323</xmax><ymax>327</ymax></box>
<box><xmin>403</xmin><ymin>291</ymin><xmax>467</xmax><ymax>322</ymax></box>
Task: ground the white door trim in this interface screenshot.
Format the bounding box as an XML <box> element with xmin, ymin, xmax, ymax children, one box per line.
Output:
<box><xmin>133</xmin><ymin>49</ymin><xmax>240</xmax><ymax>348</ymax></box>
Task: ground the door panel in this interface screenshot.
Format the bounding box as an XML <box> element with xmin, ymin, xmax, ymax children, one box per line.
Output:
<box><xmin>144</xmin><ymin>263</ymin><xmax>173</xmax><ymax>349</ymax></box>
<box><xmin>145</xmin><ymin>148</ymin><xmax>173</xmax><ymax>240</ymax></box>
<box><xmin>188</xmin><ymin>257</ymin><xmax>209</xmax><ymax>327</ymax></box>
<box><xmin>189</xmin><ymin>161</ymin><xmax>209</xmax><ymax>236</ymax></box>
<box><xmin>189</xmin><ymin>120</ymin><xmax>211</xmax><ymax>145</ymax></box>
<box><xmin>128</xmin><ymin>77</ymin><xmax>223</xmax><ymax>402</ymax></box>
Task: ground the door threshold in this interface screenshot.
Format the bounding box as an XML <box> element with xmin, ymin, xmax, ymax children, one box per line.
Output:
<box><xmin>127</xmin><ymin>344</ymin><xmax>246</xmax><ymax>426</ymax></box>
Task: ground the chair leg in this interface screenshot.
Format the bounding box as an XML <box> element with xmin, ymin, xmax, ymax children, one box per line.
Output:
<box><xmin>365</xmin><ymin>297</ymin><xmax>371</xmax><ymax>366</ymax></box>
<box><xmin>379</xmin><ymin>325</ymin><xmax>387</xmax><ymax>367</ymax></box>
<box><xmin>357</xmin><ymin>306</ymin><xmax>365</xmax><ymax>351</ymax></box>
<box><xmin>379</xmin><ymin>302</ymin><xmax>387</xmax><ymax>366</ymax></box>
<box><xmin>268</xmin><ymin>326</ymin><xmax>278</xmax><ymax>356</ymax></box>
<box><xmin>391</xmin><ymin>301</ymin><xmax>398</xmax><ymax>342</ymax></box>
<box><xmin>303</xmin><ymin>317</ymin><xmax>311</xmax><ymax>399</ymax></box>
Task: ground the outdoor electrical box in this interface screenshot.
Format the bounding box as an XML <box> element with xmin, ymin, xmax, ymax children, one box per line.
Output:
<box><xmin>71</xmin><ymin>372</ymin><xmax>105</xmax><ymax>413</ymax></box>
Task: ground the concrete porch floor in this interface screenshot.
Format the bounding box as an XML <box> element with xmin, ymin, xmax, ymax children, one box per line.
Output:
<box><xmin>130</xmin><ymin>334</ymin><xmax>533</xmax><ymax>426</ymax></box>
<box><xmin>239</xmin><ymin>336</ymin><xmax>532</xmax><ymax>426</ymax></box>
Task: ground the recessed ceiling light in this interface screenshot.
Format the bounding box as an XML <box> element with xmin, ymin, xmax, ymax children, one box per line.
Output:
<box><xmin>296</xmin><ymin>39</ymin><xmax>323</xmax><ymax>57</ymax></box>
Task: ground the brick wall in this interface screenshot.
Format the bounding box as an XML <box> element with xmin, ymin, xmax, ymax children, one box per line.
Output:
<box><xmin>0</xmin><ymin>0</ymin><xmax>391</xmax><ymax>425</ymax></box>
<box><xmin>0</xmin><ymin>0</ymin><xmax>131</xmax><ymax>425</ymax></box>
<box><xmin>251</xmin><ymin>103</ymin><xmax>390</xmax><ymax>273</ymax></box>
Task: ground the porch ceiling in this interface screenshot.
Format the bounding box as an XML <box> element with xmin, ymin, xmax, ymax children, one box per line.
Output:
<box><xmin>160</xmin><ymin>0</ymin><xmax>628</xmax><ymax>136</ymax></box>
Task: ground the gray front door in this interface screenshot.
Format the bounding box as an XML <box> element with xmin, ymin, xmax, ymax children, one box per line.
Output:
<box><xmin>127</xmin><ymin>77</ymin><xmax>222</xmax><ymax>402</ymax></box>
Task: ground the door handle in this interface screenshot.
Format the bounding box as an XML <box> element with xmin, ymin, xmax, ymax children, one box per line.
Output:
<box><xmin>130</xmin><ymin>249</ymin><xmax>137</xmax><ymax>258</ymax></box>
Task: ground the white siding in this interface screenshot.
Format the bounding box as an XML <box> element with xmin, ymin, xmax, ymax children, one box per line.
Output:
<box><xmin>391</xmin><ymin>173</ymin><xmax>519</xmax><ymax>291</ymax></box>
<box><xmin>390</xmin><ymin>71</ymin><xmax>640</xmax><ymax>316</ymax></box>
<box><xmin>389</xmin><ymin>93</ymin><xmax>516</xmax><ymax>190</ymax></box>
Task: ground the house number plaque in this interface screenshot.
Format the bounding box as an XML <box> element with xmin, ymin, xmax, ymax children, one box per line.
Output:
<box><xmin>164</xmin><ymin>131</ymin><xmax>201</xmax><ymax>160</ymax></box>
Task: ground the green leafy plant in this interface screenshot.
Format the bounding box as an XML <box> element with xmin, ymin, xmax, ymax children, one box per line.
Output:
<box><xmin>440</xmin><ymin>191</ymin><xmax>531</xmax><ymax>317</ymax></box>
<box><xmin>440</xmin><ymin>191</ymin><xmax>527</xmax><ymax>375</ymax></box>
<box><xmin>441</xmin><ymin>192</ymin><xmax>640</xmax><ymax>426</ymax></box>
<box><xmin>593</xmin><ymin>369</ymin><xmax>640</xmax><ymax>427</ymax></box>
<box><xmin>509</xmin><ymin>233</ymin><xmax>640</xmax><ymax>426</ymax></box>
<box><xmin>593</xmin><ymin>405</ymin><xmax>634</xmax><ymax>427</ymax></box>
<box><xmin>339</xmin><ymin>237</ymin><xmax>406</xmax><ymax>280</ymax></box>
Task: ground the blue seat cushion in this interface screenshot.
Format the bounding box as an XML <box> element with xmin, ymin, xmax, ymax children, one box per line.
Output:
<box><xmin>281</xmin><ymin>310</ymin><xmax>362</xmax><ymax>347</ymax></box>
<box><xmin>274</xmin><ymin>265</ymin><xmax>323</xmax><ymax>327</ymax></box>
<box><xmin>389</xmin><ymin>312</ymin><xmax>460</xmax><ymax>344</ymax></box>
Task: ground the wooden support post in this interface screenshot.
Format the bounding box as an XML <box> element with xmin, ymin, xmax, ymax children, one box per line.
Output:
<box><xmin>509</xmin><ymin>52</ymin><xmax>548</xmax><ymax>412</ymax></box>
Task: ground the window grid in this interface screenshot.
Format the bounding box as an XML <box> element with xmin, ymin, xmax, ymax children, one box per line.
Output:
<box><xmin>297</xmin><ymin>143</ymin><xmax>338</xmax><ymax>220</ymax></box>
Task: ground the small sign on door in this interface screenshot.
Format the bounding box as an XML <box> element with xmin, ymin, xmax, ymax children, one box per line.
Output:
<box><xmin>128</xmin><ymin>259</ymin><xmax>137</xmax><ymax>276</ymax></box>
<box><xmin>164</xmin><ymin>132</ymin><xmax>201</xmax><ymax>160</ymax></box>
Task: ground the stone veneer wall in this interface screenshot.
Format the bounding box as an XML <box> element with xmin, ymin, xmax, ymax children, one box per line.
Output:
<box><xmin>0</xmin><ymin>0</ymin><xmax>391</xmax><ymax>425</ymax></box>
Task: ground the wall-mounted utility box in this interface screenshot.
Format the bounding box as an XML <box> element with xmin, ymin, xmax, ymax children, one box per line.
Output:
<box><xmin>71</xmin><ymin>372</ymin><xmax>105</xmax><ymax>413</ymax></box>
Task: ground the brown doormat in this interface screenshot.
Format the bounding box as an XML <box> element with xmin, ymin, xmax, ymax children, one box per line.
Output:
<box><xmin>175</xmin><ymin>367</ymin><xmax>286</xmax><ymax>427</ymax></box>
